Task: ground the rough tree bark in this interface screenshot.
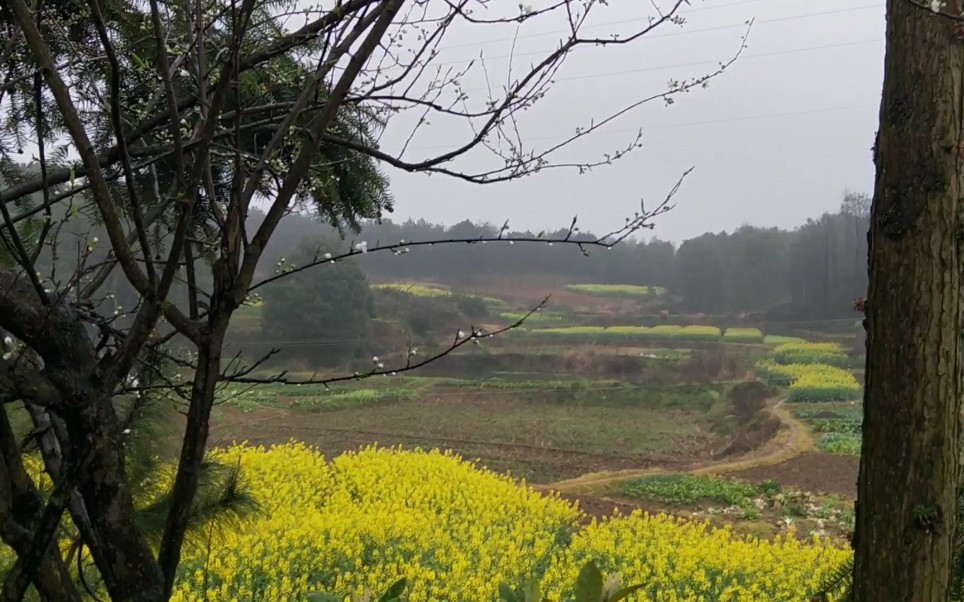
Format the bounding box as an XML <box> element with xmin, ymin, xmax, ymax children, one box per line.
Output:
<box><xmin>854</xmin><ymin>1</ymin><xmax>964</xmax><ymax>600</ymax></box>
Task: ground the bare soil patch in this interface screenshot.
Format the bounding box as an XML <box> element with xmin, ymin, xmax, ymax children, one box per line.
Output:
<box><xmin>728</xmin><ymin>453</ymin><xmax>859</xmax><ymax>498</ymax></box>
<box><xmin>210</xmin><ymin>394</ymin><xmax>711</xmax><ymax>483</ymax></box>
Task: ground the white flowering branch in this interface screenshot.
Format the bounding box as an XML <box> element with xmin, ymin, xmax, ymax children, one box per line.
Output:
<box><xmin>250</xmin><ymin>168</ymin><xmax>687</xmax><ymax>294</ymax></box>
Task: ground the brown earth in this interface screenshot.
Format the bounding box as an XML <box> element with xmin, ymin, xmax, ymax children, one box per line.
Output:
<box><xmin>727</xmin><ymin>453</ymin><xmax>859</xmax><ymax>498</ymax></box>
<box><xmin>210</xmin><ymin>405</ymin><xmax>697</xmax><ymax>484</ymax></box>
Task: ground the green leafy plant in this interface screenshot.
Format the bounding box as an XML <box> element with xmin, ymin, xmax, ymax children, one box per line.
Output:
<box><xmin>308</xmin><ymin>578</ymin><xmax>407</xmax><ymax>602</ymax></box>
<box><xmin>498</xmin><ymin>561</ymin><xmax>644</xmax><ymax>602</ymax></box>
<box><xmin>622</xmin><ymin>474</ymin><xmax>760</xmax><ymax>507</ymax></box>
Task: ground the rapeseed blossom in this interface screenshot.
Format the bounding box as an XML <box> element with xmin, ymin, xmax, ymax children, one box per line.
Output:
<box><xmin>167</xmin><ymin>443</ymin><xmax>848</xmax><ymax>601</ymax></box>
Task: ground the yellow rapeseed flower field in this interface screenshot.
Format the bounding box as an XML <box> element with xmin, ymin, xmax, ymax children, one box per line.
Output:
<box><xmin>756</xmin><ymin>360</ymin><xmax>861</xmax><ymax>402</ymax></box>
<box><xmin>166</xmin><ymin>443</ymin><xmax>848</xmax><ymax>602</ymax></box>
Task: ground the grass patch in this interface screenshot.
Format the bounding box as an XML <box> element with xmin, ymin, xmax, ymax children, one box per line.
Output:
<box><xmin>564</xmin><ymin>284</ymin><xmax>666</xmax><ymax>297</ymax></box>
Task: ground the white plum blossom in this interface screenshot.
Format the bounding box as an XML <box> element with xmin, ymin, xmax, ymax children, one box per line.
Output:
<box><xmin>323</xmin><ymin>252</ymin><xmax>332</xmax><ymax>260</ymax></box>
<box><xmin>354</xmin><ymin>241</ymin><xmax>368</xmax><ymax>253</ymax></box>
<box><xmin>932</xmin><ymin>0</ymin><xmax>945</xmax><ymax>12</ymax></box>
<box><xmin>457</xmin><ymin>330</ymin><xmax>465</xmax><ymax>338</ymax></box>
<box><xmin>2</xmin><ymin>336</ymin><xmax>11</xmax><ymax>346</ymax></box>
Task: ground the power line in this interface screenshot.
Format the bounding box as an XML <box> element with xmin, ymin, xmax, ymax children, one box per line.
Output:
<box><xmin>432</xmin><ymin>4</ymin><xmax>884</xmax><ymax>65</ymax></box>
<box><xmin>406</xmin><ymin>103</ymin><xmax>876</xmax><ymax>150</ymax></box>
<box><xmin>437</xmin><ymin>0</ymin><xmax>874</xmax><ymax>51</ymax></box>
<box><xmin>456</xmin><ymin>38</ymin><xmax>882</xmax><ymax>93</ymax></box>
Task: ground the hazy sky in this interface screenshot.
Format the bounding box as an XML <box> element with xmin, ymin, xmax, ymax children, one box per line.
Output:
<box><xmin>375</xmin><ymin>0</ymin><xmax>884</xmax><ymax>242</ymax></box>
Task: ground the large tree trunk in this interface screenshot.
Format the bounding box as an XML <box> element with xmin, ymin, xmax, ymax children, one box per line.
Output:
<box><xmin>854</xmin><ymin>2</ymin><xmax>964</xmax><ymax>600</ymax></box>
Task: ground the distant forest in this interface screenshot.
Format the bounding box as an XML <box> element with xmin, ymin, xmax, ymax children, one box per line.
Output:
<box><xmin>252</xmin><ymin>192</ymin><xmax>871</xmax><ymax>320</ymax></box>
<box><xmin>10</xmin><ymin>165</ymin><xmax>869</xmax><ymax>322</ymax></box>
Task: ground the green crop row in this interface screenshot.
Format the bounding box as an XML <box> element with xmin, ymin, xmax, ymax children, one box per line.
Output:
<box><xmin>500</xmin><ymin>311</ymin><xmax>570</xmax><ymax>323</ymax></box>
<box><xmin>818</xmin><ymin>432</ymin><xmax>862</xmax><ymax>455</ymax></box>
<box><xmin>723</xmin><ymin>328</ymin><xmax>764</xmax><ymax>343</ymax></box>
<box><xmin>526</xmin><ymin>324</ymin><xmax>743</xmax><ymax>343</ymax></box>
<box><xmin>564</xmin><ymin>283</ymin><xmax>667</xmax><ymax>297</ymax></box>
<box><xmin>772</xmin><ymin>342</ymin><xmax>851</xmax><ymax>367</ymax></box>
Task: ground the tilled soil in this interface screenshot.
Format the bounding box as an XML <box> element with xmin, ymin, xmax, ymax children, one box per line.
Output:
<box><xmin>210</xmin><ymin>406</ymin><xmax>688</xmax><ymax>484</ymax></box>
<box><xmin>727</xmin><ymin>452</ymin><xmax>859</xmax><ymax>498</ymax></box>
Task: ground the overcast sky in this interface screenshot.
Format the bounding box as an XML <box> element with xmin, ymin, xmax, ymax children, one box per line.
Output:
<box><xmin>375</xmin><ymin>0</ymin><xmax>884</xmax><ymax>243</ymax></box>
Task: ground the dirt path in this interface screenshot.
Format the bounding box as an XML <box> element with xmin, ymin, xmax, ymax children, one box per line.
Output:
<box><xmin>537</xmin><ymin>398</ymin><xmax>814</xmax><ymax>495</ymax></box>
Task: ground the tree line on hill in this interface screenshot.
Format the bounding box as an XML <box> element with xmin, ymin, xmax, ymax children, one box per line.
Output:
<box><xmin>13</xmin><ymin>176</ymin><xmax>868</xmax><ymax>324</ymax></box>
<box><xmin>253</xmin><ymin>191</ymin><xmax>870</xmax><ymax>319</ymax></box>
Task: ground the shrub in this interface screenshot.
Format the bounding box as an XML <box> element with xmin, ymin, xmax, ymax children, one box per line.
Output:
<box><xmin>727</xmin><ymin>380</ymin><xmax>772</xmax><ymax>423</ymax></box>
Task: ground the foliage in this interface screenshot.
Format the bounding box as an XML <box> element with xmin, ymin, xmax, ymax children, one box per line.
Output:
<box><xmin>795</xmin><ymin>408</ymin><xmax>863</xmax><ymax>435</ymax></box>
<box><xmin>563</xmin><ymin>284</ymin><xmax>666</xmax><ymax>298</ymax></box>
<box><xmin>161</xmin><ymin>444</ymin><xmax>847</xmax><ymax>602</ymax></box>
<box><xmin>261</xmin><ymin>239</ymin><xmax>375</xmax><ymax>365</ymax></box>
<box><xmin>723</xmin><ymin>328</ymin><xmax>764</xmax><ymax>343</ymax></box>
<box><xmin>772</xmin><ymin>343</ymin><xmax>850</xmax><ymax>367</ymax></box>
<box><xmin>755</xmin><ymin>361</ymin><xmax>861</xmax><ymax>402</ymax></box>
<box><xmin>817</xmin><ymin>433</ymin><xmax>862</xmax><ymax>455</ymax></box>
<box><xmin>1</xmin><ymin>347</ymin><xmax>260</xmax><ymax>580</ymax></box>
<box><xmin>499</xmin><ymin>561</ymin><xmax>644</xmax><ymax>602</ymax></box>
<box><xmin>623</xmin><ymin>474</ymin><xmax>761</xmax><ymax>507</ymax></box>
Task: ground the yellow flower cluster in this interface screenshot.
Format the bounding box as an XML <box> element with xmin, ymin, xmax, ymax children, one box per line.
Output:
<box><xmin>543</xmin><ymin>513</ymin><xmax>849</xmax><ymax>602</ymax></box>
<box><xmin>168</xmin><ymin>444</ymin><xmax>849</xmax><ymax>602</ymax></box>
<box><xmin>757</xmin><ymin>360</ymin><xmax>861</xmax><ymax>402</ymax></box>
